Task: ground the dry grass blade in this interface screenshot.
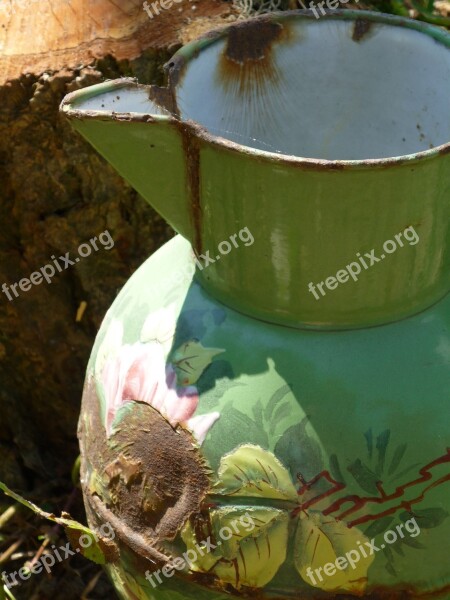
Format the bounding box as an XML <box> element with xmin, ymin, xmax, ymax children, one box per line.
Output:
<box><xmin>80</xmin><ymin>570</ymin><xmax>103</xmax><ymax>600</ymax></box>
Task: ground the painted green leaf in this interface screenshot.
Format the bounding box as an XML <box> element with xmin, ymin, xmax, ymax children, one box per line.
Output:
<box><xmin>385</xmin><ymin>561</ymin><xmax>397</xmax><ymax>577</ymax></box>
<box><xmin>294</xmin><ymin>512</ymin><xmax>374</xmax><ymax>594</ymax></box>
<box><xmin>213</xmin><ymin>507</ymin><xmax>289</xmax><ymax>589</ymax></box>
<box><xmin>329</xmin><ymin>454</ymin><xmax>346</xmax><ymax>484</ymax></box>
<box><xmin>364</xmin><ymin>428</ymin><xmax>373</xmax><ymax>460</ymax></box>
<box><xmin>0</xmin><ymin>481</ymin><xmax>107</xmax><ymax>564</ymax></box>
<box><xmin>181</xmin><ymin>507</ymin><xmax>289</xmax><ymax>589</ymax></box>
<box><xmin>399</xmin><ymin>507</ymin><xmax>449</xmax><ymax>529</ymax></box>
<box><xmin>399</xmin><ymin>535</ymin><xmax>426</xmax><ymax>549</ymax></box>
<box><xmin>213</xmin><ymin>445</ymin><xmax>298</xmax><ymax>501</ymax></box>
<box><xmin>388</xmin><ymin>443</ymin><xmax>408</xmax><ymax>475</ymax></box>
<box><xmin>275</xmin><ymin>419</ymin><xmax>323</xmax><ymax>481</ymax></box>
<box><xmin>109</xmin><ymin>564</ymin><xmax>150</xmax><ymax>600</ymax></box>
<box><xmin>383</xmin><ymin>544</ymin><xmax>395</xmax><ymax>565</ymax></box>
<box><xmin>390</xmin><ymin>463</ymin><xmax>421</xmax><ymax>482</ymax></box>
<box><xmin>172</xmin><ymin>341</ymin><xmax>225</xmax><ymax>386</ymax></box>
<box><xmin>375</xmin><ymin>430</ymin><xmax>391</xmax><ymax>476</ymax></box>
<box><xmin>270</xmin><ymin>402</ymin><xmax>292</xmax><ymax>434</ymax></box>
<box><xmin>204</xmin><ymin>406</ymin><xmax>269</xmax><ymax>471</ymax></box>
<box><xmin>364</xmin><ymin>516</ymin><xmax>395</xmax><ymax>538</ymax></box>
<box><xmin>252</xmin><ymin>400</ymin><xmax>264</xmax><ymax>429</ymax></box>
<box><xmin>392</xmin><ymin>540</ymin><xmax>405</xmax><ymax>557</ymax></box>
<box><xmin>264</xmin><ymin>384</ymin><xmax>292</xmax><ymax>421</ymax></box>
<box><xmin>181</xmin><ymin>518</ymin><xmax>221</xmax><ymax>572</ymax></box>
<box><xmin>196</xmin><ymin>361</ymin><xmax>235</xmax><ymax>397</ymax></box>
<box><xmin>347</xmin><ymin>459</ymin><xmax>380</xmax><ymax>494</ymax></box>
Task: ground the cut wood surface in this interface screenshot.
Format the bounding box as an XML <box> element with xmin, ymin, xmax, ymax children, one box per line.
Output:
<box><xmin>0</xmin><ymin>0</ymin><xmax>234</xmax><ymax>84</ymax></box>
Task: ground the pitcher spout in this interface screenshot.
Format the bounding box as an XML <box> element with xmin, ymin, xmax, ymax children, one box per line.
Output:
<box><xmin>60</xmin><ymin>78</ymin><xmax>196</xmax><ymax>244</ymax></box>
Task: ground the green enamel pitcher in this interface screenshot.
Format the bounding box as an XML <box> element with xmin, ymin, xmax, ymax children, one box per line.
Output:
<box><xmin>61</xmin><ymin>10</ymin><xmax>450</xmax><ymax>599</ymax></box>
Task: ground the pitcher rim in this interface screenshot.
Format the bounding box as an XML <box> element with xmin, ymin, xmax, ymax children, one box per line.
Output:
<box><xmin>61</xmin><ymin>9</ymin><xmax>450</xmax><ymax>171</ymax></box>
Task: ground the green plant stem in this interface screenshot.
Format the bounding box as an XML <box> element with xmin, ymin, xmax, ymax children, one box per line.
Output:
<box><xmin>0</xmin><ymin>506</ymin><xmax>18</xmax><ymax>531</ymax></box>
<box><xmin>390</xmin><ymin>0</ymin><xmax>410</xmax><ymax>16</ymax></box>
<box><xmin>411</xmin><ymin>0</ymin><xmax>450</xmax><ymax>25</ymax></box>
<box><xmin>2</xmin><ymin>585</ymin><xmax>18</xmax><ymax>600</ymax></box>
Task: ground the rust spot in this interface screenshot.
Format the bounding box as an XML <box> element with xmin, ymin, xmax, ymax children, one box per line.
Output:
<box><xmin>353</xmin><ymin>19</ymin><xmax>372</xmax><ymax>42</ymax></box>
<box><xmin>148</xmin><ymin>85</ymin><xmax>179</xmax><ymax>117</ymax></box>
<box><xmin>105</xmin><ymin>453</ymin><xmax>142</xmax><ymax>488</ymax></box>
<box><xmin>286</xmin><ymin>157</ymin><xmax>346</xmax><ymax>171</ymax></box>
<box><xmin>225</xmin><ymin>19</ymin><xmax>283</xmax><ymax>65</ymax></box>
<box><xmin>65</xmin><ymin>527</ymin><xmax>119</xmax><ymax>563</ymax></box>
<box><xmin>177</xmin><ymin>122</ymin><xmax>203</xmax><ymax>255</ymax></box>
<box><xmin>438</xmin><ymin>144</ymin><xmax>450</xmax><ymax>156</ymax></box>
<box><xmin>219</xmin><ymin>19</ymin><xmax>291</xmax><ymax>96</ymax></box>
<box><xmin>165</xmin><ymin>54</ymin><xmax>187</xmax><ymax>89</ymax></box>
<box><xmin>108</xmin><ymin>401</ymin><xmax>210</xmax><ymax>540</ymax></box>
<box><xmin>79</xmin><ymin>378</ymin><xmax>211</xmax><ymax>564</ymax></box>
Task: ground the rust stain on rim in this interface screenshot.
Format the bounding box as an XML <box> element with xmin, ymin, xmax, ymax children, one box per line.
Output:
<box><xmin>148</xmin><ymin>84</ymin><xmax>179</xmax><ymax>118</ymax></box>
<box><xmin>177</xmin><ymin>121</ymin><xmax>203</xmax><ymax>256</ymax></box>
<box><xmin>225</xmin><ymin>19</ymin><xmax>284</xmax><ymax>64</ymax></box>
<box><xmin>218</xmin><ymin>18</ymin><xmax>293</xmax><ymax>94</ymax></box>
<box><xmin>61</xmin><ymin>13</ymin><xmax>450</xmax><ymax>171</ymax></box>
<box><xmin>353</xmin><ymin>18</ymin><xmax>372</xmax><ymax>42</ymax></box>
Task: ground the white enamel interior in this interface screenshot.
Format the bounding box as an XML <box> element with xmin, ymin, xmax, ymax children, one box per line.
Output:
<box><xmin>70</xmin><ymin>87</ymin><xmax>169</xmax><ymax>115</ymax></box>
<box><xmin>176</xmin><ymin>19</ymin><xmax>450</xmax><ymax>160</ymax></box>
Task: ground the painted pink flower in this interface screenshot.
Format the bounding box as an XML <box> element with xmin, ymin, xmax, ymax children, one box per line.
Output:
<box><xmin>101</xmin><ymin>340</ymin><xmax>219</xmax><ymax>444</ymax></box>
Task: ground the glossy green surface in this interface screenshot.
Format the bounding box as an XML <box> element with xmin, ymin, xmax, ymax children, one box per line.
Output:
<box><xmin>62</xmin><ymin>10</ymin><xmax>450</xmax><ymax>329</ymax></box>
<box><xmin>64</xmin><ymin>108</ymin><xmax>450</xmax><ymax>330</ymax></box>
<box><xmin>82</xmin><ymin>236</ymin><xmax>450</xmax><ymax>599</ymax></box>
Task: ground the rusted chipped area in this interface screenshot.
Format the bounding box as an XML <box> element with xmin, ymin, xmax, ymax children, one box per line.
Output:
<box><xmin>148</xmin><ymin>84</ymin><xmax>179</xmax><ymax>117</ymax></box>
<box><xmin>177</xmin><ymin>122</ymin><xmax>203</xmax><ymax>255</ymax></box>
<box><xmin>225</xmin><ymin>20</ymin><xmax>284</xmax><ymax>65</ymax></box>
<box><xmin>79</xmin><ymin>378</ymin><xmax>211</xmax><ymax>556</ymax></box>
<box><xmin>65</xmin><ymin>527</ymin><xmax>119</xmax><ymax>564</ymax></box>
<box><xmin>353</xmin><ymin>18</ymin><xmax>372</xmax><ymax>42</ymax></box>
<box><xmin>65</xmin><ymin>99</ymin><xmax>450</xmax><ymax>173</ymax></box>
<box><xmin>105</xmin><ymin>453</ymin><xmax>142</xmax><ymax>488</ymax></box>
<box><xmin>106</xmin><ymin>400</ymin><xmax>211</xmax><ymax>541</ymax></box>
<box><xmin>165</xmin><ymin>54</ymin><xmax>188</xmax><ymax>90</ymax></box>
<box><xmin>361</xmin><ymin>584</ymin><xmax>450</xmax><ymax>599</ymax></box>
<box><xmin>218</xmin><ymin>19</ymin><xmax>292</xmax><ymax>96</ymax></box>
<box><xmin>438</xmin><ymin>144</ymin><xmax>450</xmax><ymax>156</ymax></box>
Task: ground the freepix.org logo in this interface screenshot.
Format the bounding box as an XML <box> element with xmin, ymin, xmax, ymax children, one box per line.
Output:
<box><xmin>307</xmin><ymin>225</ymin><xmax>419</xmax><ymax>301</ymax></box>
<box><xmin>1</xmin><ymin>523</ymin><xmax>115</xmax><ymax>589</ymax></box>
<box><xmin>145</xmin><ymin>513</ymin><xmax>255</xmax><ymax>588</ymax></box>
<box><xmin>1</xmin><ymin>230</ymin><xmax>114</xmax><ymax>302</ymax></box>
<box><xmin>305</xmin><ymin>518</ymin><xmax>421</xmax><ymax>587</ymax></box>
